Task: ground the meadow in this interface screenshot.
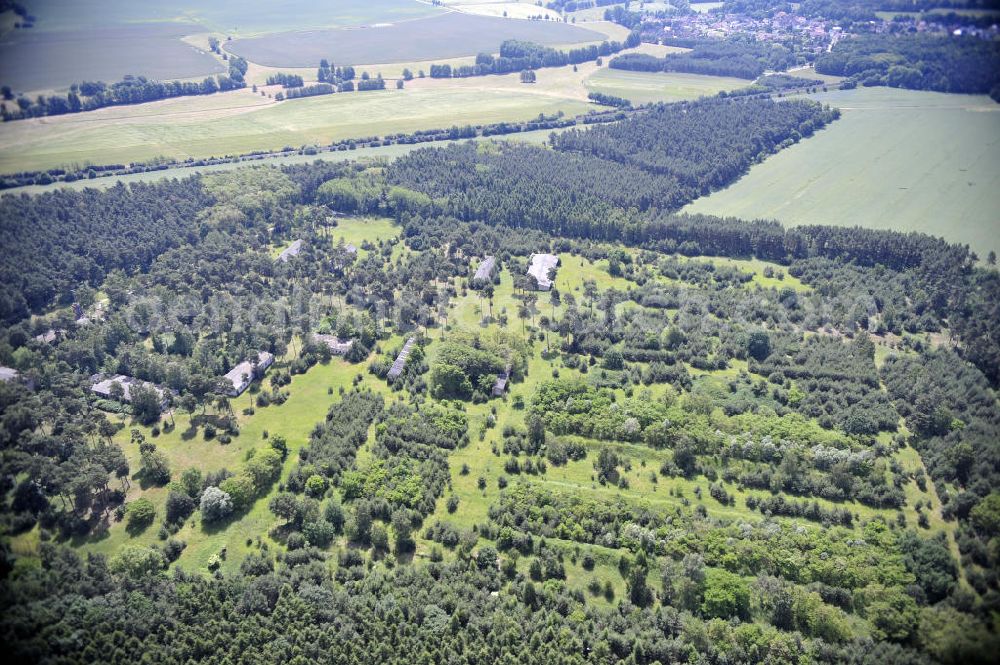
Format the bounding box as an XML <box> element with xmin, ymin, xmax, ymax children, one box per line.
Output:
<box><xmin>227</xmin><ymin>11</ymin><xmax>605</xmax><ymax>67</ymax></box>
<box><xmin>684</xmin><ymin>87</ymin><xmax>1000</xmax><ymax>259</ymax></box>
<box><xmin>584</xmin><ymin>68</ymin><xmax>746</xmax><ymax>104</ymax></box>
<box><xmin>0</xmin><ymin>85</ymin><xmax>592</xmax><ymax>174</ymax></box>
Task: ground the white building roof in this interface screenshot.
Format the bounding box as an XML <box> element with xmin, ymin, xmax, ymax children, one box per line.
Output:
<box><xmin>313</xmin><ymin>334</ymin><xmax>354</xmax><ymax>355</ymax></box>
<box><xmin>223</xmin><ymin>351</ymin><xmax>275</xmax><ymax>396</ymax></box>
<box><xmin>387</xmin><ymin>337</ymin><xmax>417</xmax><ymax>380</ymax></box>
<box><xmin>474</xmin><ymin>256</ymin><xmax>496</xmax><ymax>282</ymax></box>
<box><xmin>527</xmin><ymin>253</ymin><xmax>559</xmax><ymax>291</ymax></box>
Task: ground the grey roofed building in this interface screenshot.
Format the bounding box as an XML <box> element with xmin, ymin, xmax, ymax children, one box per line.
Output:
<box><xmin>345</xmin><ymin>244</ymin><xmax>358</xmax><ymax>255</ymax></box>
<box><xmin>34</xmin><ymin>329</ymin><xmax>63</xmax><ymax>344</ymax></box>
<box><xmin>224</xmin><ymin>351</ymin><xmax>275</xmax><ymax>396</ymax></box>
<box><xmin>0</xmin><ymin>366</ymin><xmax>19</xmax><ymax>383</ymax></box>
<box><xmin>387</xmin><ymin>337</ymin><xmax>417</xmax><ymax>380</ymax></box>
<box><xmin>313</xmin><ymin>334</ymin><xmax>354</xmax><ymax>355</ymax></box>
<box><xmin>527</xmin><ymin>253</ymin><xmax>559</xmax><ymax>291</ymax></box>
<box><xmin>276</xmin><ymin>239</ymin><xmax>303</xmax><ymax>263</ymax></box>
<box><xmin>492</xmin><ymin>362</ymin><xmax>512</xmax><ymax>397</ymax></box>
<box><xmin>473</xmin><ymin>256</ymin><xmax>496</xmax><ymax>284</ymax></box>
<box><xmin>91</xmin><ymin>375</ymin><xmax>170</xmax><ymax>407</ymax></box>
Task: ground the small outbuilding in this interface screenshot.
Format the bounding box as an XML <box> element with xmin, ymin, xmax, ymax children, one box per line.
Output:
<box><xmin>492</xmin><ymin>363</ymin><xmax>512</xmax><ymax>397</ymax></box>
<box><xmin>0</xmin><ymin>366</ymin><xmax>19</xmax><ymax>383</ymax></box>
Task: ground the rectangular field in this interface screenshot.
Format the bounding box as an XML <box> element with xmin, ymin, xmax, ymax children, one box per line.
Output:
<box><xmin>684</xmin><ymin>87</ymin><xmax>1000</xmax><ymax>259</ymax></box>
<box><xmin>227</xmin><ymin>11</ymin><xmax>605</xmax><ymax>67</ymax></box>
<box><xmin>584</xmin><ymin>68</ymin><xmax>746</xmax><ymax>104</ymax></box>
<box><xmin>0</xmin><ymin>23</ymin><xmax>224</xmax><ymax>93</ymax></box>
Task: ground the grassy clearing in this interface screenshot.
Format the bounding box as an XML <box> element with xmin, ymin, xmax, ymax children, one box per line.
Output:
<box><xmin>329</xmin><ymin>217</ymin><xmax>400</xmax><ymax>256</ymax></box>
<box><xmin>0</xmin><ymin>85</ymin><xmax>591</xmax><ymax>174</ymax></box>
<box><xmin>697</xmin><ymin>256</ymin><xmax>810</xmax><ymax>292</ymax></box>
<box><xmin>684</xmin><ymin>87</ymin><xmax>1000</xmax><ymax>259</ymax></box>
<box><xmin>584</xmin><ymin>68</ymin><xmax>746</xmax><ymax>104</ymax></box>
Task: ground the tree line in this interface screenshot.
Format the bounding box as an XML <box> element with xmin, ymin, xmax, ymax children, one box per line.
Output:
<box><xmin>1</xmin><ymin>57</ymin><xmax>249</xmax><ymax>121</ymax></box>
<box><xmin>610</xmin><ymin>38</ymin><xmax>797</xmax><ymax>80</ymax></box>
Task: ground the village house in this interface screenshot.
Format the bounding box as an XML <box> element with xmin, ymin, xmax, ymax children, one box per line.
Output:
<box><xmin>34</xmin><ymin>329</ymin><xmax>63</xmax><ymax>344</ymax></box>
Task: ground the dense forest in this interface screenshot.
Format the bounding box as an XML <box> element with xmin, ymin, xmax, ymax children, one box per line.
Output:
<box><xmin>611</xmin><ymin>39</ymin><xmax>797</xmax><ymax>80</ymax></box>
<box><xmin>816</xmin><ymin>34</ymin><xmax>1000</xmax><ymax>95</ymax></box>
<box><xmin>0</xmin><ymin>69</ymin><xmax>998</xmax><ymax>663</ymax></box>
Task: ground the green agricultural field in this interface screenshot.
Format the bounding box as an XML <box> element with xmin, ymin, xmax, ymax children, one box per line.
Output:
<box><xmin>0</xmin><ymin>86</ymin><xmax>591</xmax><ymax>174</ymax></box>
<box><xmin>584</xmin><ymin>68</ymin><xmax>747</xmax><ymax>104</ymax></box>
<box><xmin>684</xmin><ymin>87</ymin><xmax>1000</xmax><ymax>259</ymax></box>
<box><xmin>0</xmin><ymin>22</ymin><xmax>224</xmax><ymax>93</ymax></box>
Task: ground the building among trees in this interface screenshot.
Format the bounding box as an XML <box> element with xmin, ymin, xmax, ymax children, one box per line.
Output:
<box><xmin>527</xmin><ymin>253</ymin><xmax>559</xmax><ymax>290</ymax></box>
<box><xmin>224</xmin><ymin>351</ymin><xmax>275</xmax><ymax>396</ymax></box>
<box><xmin>387</xmin><ymin>337</ymin><xmax>417</xmax><ymax>380</ymax></box>
<box><xmin>313</xmin><ymin>334</ymin><xmax>354</xmax><ymax>355</ymax></box>
<box><xmin>276</xmin><ymin>239</ymin><xmax>303</xmax><ymax>263</ymax></box>
<box><xmin>492</xmin><ymin>362</ymin><xmax>512</xmax><ymax>397</ymax></box>
<box><xmin>90</xmin><ymin>374</ymin><xmax>170</xmax><ymax>408</ymax></box>
<box><xmin>472</xmin><ymin>255</ymin><xmax>496</xmax><ymax>288</ymax></box>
